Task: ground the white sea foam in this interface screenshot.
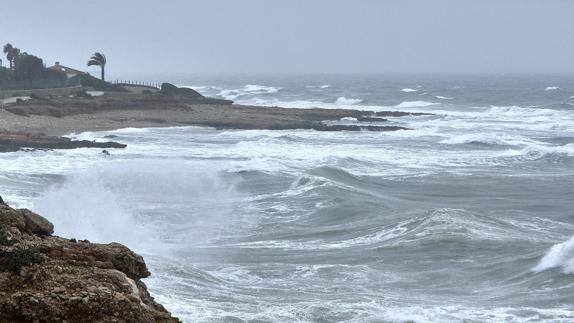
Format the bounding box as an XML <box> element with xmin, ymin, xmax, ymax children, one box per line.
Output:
<box><xmin>401</xmin><ymin>88</ymin><xmax>418</xmax><ymax>92</ymax></box>
<box><xmin>435</xmin><ymin>95</ymin><xmax>453</xmax><ymax>100</ymax></box>
<box><xmin>394</xmin><ymin>101</ymin><xmax>438</xmax><ymax>108</ymax></box>
<box><xmin>534</xmin><ymin>235</ymin><xmax>574</xmax><ymax>273</ymax></box>
<box><xmin>440</xmin><ymin>133</ymin><xmax>541</xmax><ymax>147</ymax></box>
<box><xmin>335</xmin><ymin>97</ymin><xmax>363</xmax><ymax>105</ymax></box>
<box><xmin>545</xmin><ymin>86</ymin><xmax>560</xmax><ymax>91</ymax></box>
<box><xmin>307</xmin><ymin>84</ymin><xmax>331</xmax><ymax>89</ymax></box>
<box><xmin>217</xmin><ymin>84</ymin><xmax>280</xmax><ymax>100</ymax></box>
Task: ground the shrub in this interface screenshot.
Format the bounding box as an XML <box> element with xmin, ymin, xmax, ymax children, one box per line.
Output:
<box><xmin>0</xmin><ymin>249</ymin><xmax>43</xmax><ymax>273</ymax></box>
<box><xmin>80</xmin><ymin>74</ymin><xmax>127</xmax><ymax>92</ymax></box>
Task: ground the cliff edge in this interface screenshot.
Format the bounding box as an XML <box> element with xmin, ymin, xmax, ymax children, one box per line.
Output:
<box><xmin>0</xmin><ymin>197</ymin><xmax>179</xmax><ymax>322</ymax></box>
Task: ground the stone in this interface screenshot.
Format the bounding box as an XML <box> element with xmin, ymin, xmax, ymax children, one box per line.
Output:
<box><xmin>18</xmin><ymin>209</ymin><xmax>54</xmax><ymax>236</ymax></box>
<box><xmin>0</xmin><ymin>203</ymin><xmax>180</xmax><ymax>322</ymax></box>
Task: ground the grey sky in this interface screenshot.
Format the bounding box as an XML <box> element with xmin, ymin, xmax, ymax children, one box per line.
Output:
<box><xmin>1</xmin><ymin>0</ymin><xmax>573</xmax><ymax>76</ymax></box>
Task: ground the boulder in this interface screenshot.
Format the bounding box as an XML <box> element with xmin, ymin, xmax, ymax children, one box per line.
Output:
<box><xmin>160</xmin><ymin>83</ymin><xmax>233</xmax><ymax>105</ymax></box>
<box><xmin>160</xmin><ymin>83</ymin><xmax>204</xmax><ymax>99</ymax></box>
<box><xmin>18</xmin><ymin>209</ymin><xmax>54</xmax><ymax>236</ymax></box>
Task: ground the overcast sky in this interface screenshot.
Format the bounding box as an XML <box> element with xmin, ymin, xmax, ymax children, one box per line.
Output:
<box><xmin>1</xmin><ymin>0</ymin><xmax>573</xmax><ymax>76</ymax></box>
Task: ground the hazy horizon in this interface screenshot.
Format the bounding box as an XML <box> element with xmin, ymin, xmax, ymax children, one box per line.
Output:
<box><xmin>2</xmin><ymin>0</ymin><xmax>574</xmax><ymax>76</ymax></box>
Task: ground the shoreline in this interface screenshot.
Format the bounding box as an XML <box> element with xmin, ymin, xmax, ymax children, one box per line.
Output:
<box><xmin>0</xmin><ymin>94</ymin><xmax>428</xmax><ymax>152</ymax></box>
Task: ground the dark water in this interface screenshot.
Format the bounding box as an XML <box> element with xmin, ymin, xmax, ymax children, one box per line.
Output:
<box><xmin>1</xmin><ymin>74</ymin><xmax>574</xmax><ymax>322</ymax></box>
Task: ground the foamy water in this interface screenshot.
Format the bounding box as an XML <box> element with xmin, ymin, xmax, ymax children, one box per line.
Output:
<box><xmin>1</xmin><ymin>74</ymin><xmax>574</xmax><ymax>322</ymax></box>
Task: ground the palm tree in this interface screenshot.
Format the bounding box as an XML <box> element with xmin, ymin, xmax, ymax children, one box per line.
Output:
<box><xmin>3</xmin><ymin>43</ymin><xmax>20</xmax><ymax>69</ymax></box>
<box><xmin>87</xmin><ymin>52</ymin><xmax>107</xmax><ymax>81</ymax></box>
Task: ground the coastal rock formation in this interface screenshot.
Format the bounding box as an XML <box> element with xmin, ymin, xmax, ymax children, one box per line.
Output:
<box><xmin>0</xmin><ymin>198</ymin><xmax>179</xmax><ymax>322</ymax></box>
<box><xmin>160</xmin><ymin>83</ymin><xmax>233</xmax><ymax>105</ymax></box>
<box><xmin>0</xmin><ymin>131</ymin><xmax>127</xmax><ymax>153</ymax></box>
<box><xmin>160</xmin><ymin>83</ymin><xmax>203</xmax><ymax>99</ymax></box>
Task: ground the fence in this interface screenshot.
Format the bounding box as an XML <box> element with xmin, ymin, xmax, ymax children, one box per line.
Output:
<box><xmin>113</xmin><ymin>80</ymin><xmax>161</xmax><ymax>90</ymax></box>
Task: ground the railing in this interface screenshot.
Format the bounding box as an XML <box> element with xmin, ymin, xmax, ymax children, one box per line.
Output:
<box><xmin>112</xmin><ymin>80</ymin><xmax>161</xmax><ymax>90</ymax></box>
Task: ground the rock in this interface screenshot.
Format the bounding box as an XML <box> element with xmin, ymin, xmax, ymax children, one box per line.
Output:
<box><xmin>160</xmin><ymin>83</ymin><xmax>203</xmax><ymax>99</ymax></box>
<box><xmin>18</xmin><ymin>209</ymin><xmax>54</xmax><ymax>236</ymax></box>
<box><xmin>0</xmin><ymin>203</ymin><xmax>179</xmax><ymax>322</ymax></box>
<box><xmin>0</xmin><ymin>195</ymin><xmax>6</xmax><ymax>206</ymax></box>
<box><xmin>160</xmin><ymin>83</ymin><xmax>233</xmax><ymax>105</ymax></box>
<box><xmin>0</xmin><ymin>132</ymin><xmax>127</xmax><ymax>153</ymax></box>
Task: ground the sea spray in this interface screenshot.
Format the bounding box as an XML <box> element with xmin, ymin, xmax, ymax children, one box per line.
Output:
<box><xmin>32</xmin><ymin>159</ymin><xmax>243</xmax><ymax>254</ymax></box>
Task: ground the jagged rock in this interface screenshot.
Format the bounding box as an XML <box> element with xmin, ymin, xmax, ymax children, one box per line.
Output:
<box><xmin>18</xmin><ymin>209</ymin><xmax>54</xmax><ymax>236</ymax></box>
<box><xmin>0</xmin><ymin>202</ymin><xmax>179</xmax><ymax>322</ymax></box>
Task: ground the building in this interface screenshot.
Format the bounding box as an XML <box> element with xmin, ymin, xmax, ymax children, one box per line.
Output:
<box><xmin>47</xmin><ymin>62</ymin><xmax>86</xmax><ymax>79</ymax></box>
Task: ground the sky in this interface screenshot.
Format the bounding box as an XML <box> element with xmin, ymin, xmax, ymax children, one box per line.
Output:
<box><xmin>1</xmin><ymin>0</ymin><xmax>574</xmax><ymax>76</ymax></box>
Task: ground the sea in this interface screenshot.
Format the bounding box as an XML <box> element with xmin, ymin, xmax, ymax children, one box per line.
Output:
<box><xmin>1</xmin><ymin>74</ymin><xmax>574</xmax><ymax>322</ymax></box>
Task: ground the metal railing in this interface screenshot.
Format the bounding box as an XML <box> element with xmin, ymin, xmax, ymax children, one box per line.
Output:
<box><xmin>112</xmin><ymin>80</ymin><xmax>160</xmax><ymax>89</ymax></box>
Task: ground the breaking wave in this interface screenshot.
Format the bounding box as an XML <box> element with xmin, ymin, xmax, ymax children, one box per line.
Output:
<box><xmin>534</xmin><ymin>235</ymin><xmax>574</xmax><ymax>274</ymax></box>
<box><xmin>335</xmin><ymin>97</ymin><xmax>363</xmax><ymax>105</ymax></box>
<box><xmin>217</xmin><ymin>84</ymin><xmax>280</xmax><ymax>100</ymax></box>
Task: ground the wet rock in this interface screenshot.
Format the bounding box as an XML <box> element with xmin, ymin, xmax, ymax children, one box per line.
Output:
<box><xmin>0</xmin><ymin>132</ymin><xmax>127</xmax><ymax>153</ymax></box>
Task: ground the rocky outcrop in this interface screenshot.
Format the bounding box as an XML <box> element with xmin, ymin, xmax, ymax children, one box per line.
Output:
<box><xmin>0</xmin><ymin>132</ymin><xmax>127</xmax><ymax>153</ymax></box>
<box><xmin>160</xmin><ymin>83</ymin><xmax>233</xmax><ymax>105</ymax></box>
<box><xmin>0</xmin><ymin>198</ymin><xmax>179</xmax><ymax>322</ymax></box>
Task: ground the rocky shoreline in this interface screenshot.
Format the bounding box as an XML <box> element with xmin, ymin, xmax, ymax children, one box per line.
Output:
<box><xmin>0</xmin><ymin>131</ymin><xmax>126</xmax><ymax>153</ymax></box>
<box><xmin>0</xmin><ymin>91</ymin><xmax>429</xmax><ymax>153</ymax></box>
<box><xmin>0</xmin><ymin>197</ymin><xmax>179</xmax><ymax>322</ymax></box>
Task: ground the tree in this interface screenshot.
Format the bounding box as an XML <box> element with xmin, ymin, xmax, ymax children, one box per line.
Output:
<box><xmin>3</xmin><ymin>43</ymin><xmax>20</xmax><ymax>69</ymax></box>
<box><xmin>12</xmin><ymin>53</ymin><xmax>45</xmax><ymax>81</ymax></box>
<box><xmin>87</xmin><ymin>52</ymin><xmax>107</xmax><ymax>81</ymax></box>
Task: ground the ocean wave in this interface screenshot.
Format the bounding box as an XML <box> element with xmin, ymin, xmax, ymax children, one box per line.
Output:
<box><xmin>545</xmin><ymin>86</ymin><xmax>560</xmax><ymax>91</ymax></box>
<box><xmin>393</xmin><ymin>101</ymin><xmax>439</xmax><ymax>108</ymax></box>
<box><xmin>306</xmin><ymin>84</ymin><xmax>330</xmax><ymax>89</ymax></box>
<box><xmin>435</xmin><ymin>95</ymin><xmax>453</xmax><ymax>100</ymax></box>
<box><xmin>440</xmin><ymin>133</ymin><xmax>541</xmax><ymax>147</ymax></box>
<box><xmin>401</xmin><ymin>88</ymin><xmax>418</xmax><ymax>92</ymax></box>
<box><xmin>533</xmin><ymin>235</ymin><xmax>574</xmax><ymax>274</ymax></box>
<box><xmin>233</xmin><ymin>208</ymin><xmax>551</xmax><ymax>251</ymax></box>
<box><xmin>335</xmin><ymin>97</ymin><xmax>363</xmax><ymax>105</ymax></box>
<box><xmin>217</xmin><ymin>84</ymin><xmax>280</xmax><ymax>100</ymax></box>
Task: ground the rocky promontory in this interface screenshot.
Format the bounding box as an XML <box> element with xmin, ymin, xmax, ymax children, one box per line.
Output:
<box><xmin>0</xmin><ymin>198</ymin><xmax>179</xmax><ymax>322</ymax></box>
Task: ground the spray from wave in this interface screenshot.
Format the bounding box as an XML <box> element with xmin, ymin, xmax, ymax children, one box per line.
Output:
<box><xmin>534</xmin><ymin>235</ymin><xmax>574</xmax><ymax>273</ymax></box>
<box><xmin>32</xmin><ymin>159</ymin><xmax>241</xmax><ymax>254</ymax></box>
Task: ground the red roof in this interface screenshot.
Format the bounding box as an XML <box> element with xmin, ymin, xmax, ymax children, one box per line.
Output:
<box><xmin>48</xmin><ymin>62</ymin><xmax>85</xmax><ymax>75</ymax></box>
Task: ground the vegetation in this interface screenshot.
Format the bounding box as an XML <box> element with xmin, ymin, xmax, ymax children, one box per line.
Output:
<box><xmin>1</xmin><ymin>43</ymin><xmax>66</xmax><ymax>86</ymax></box>
<box><xmin>87</xmin><ymin>52</ymin><xmax>107</xmax><ymax>81</ymax></box>
<box><xmin>79</xmin><ymin>74</ymin><xmax>126</xmax><ymax>92</ymax></box>
<box><xmin>0</xmin><ymin>249</ymin><xmax>43</xmax><ymax>273</ymax></box>
<box><xmin>3</xmin><ymin>43</ymin><xmax>20</xmax><ymax>69</ymax></box>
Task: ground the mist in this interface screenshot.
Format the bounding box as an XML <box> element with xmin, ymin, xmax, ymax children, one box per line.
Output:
<box><xmin>1</xmin><ymin>0</ymin><xmax>574</xmax><ymax>76</ymax></box>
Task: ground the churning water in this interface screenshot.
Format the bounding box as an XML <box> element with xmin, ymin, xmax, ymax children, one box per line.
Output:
<box><xmin>1</xmin><ymin>74</ymin><xmax>574</xmax><ymax>322</ymax></box>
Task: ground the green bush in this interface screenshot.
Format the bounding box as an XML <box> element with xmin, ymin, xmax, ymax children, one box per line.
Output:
<box><xmin>0</xmin><ymin>249</ymin><xmax>43</xmax><ymax>273</ymax></box>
